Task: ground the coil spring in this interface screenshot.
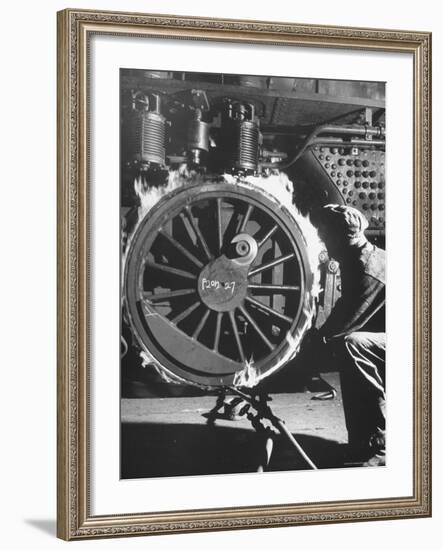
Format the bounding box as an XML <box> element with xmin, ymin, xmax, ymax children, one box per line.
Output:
<box><xmin>235</xmin><ymin>121</ymin><xmax>259</xmax><ymax>171</ymax></box>
<box><xmin>140</xmin><ymin>111</ymin><xmax>166</xmax><ymax>167</ymax></box>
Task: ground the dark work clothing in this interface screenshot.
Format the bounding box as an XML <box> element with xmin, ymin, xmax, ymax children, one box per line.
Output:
<box><xmin>319</xmin><ymin>242</ymin><xmax>385</xmax><ymax>342</ymax></box>
<box><xmin>338</xmin><ymin>332</ymin><xmax>386</xmax><ymax>446</ymax></box>
<box><xmin>320</xmin><ymin>241</ymin><xmax>386</xmax><ymax>449</ymax></box>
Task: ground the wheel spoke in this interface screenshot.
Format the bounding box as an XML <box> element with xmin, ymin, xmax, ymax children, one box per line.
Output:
<box><xmin>239</xmin><ymin>204</ymin><xmax>253</xmax><ymax>233</ymax></box>
<box><xmin>143</xmin><ymin>288</ymin><xmax>196</xmax><ymax>302</ymax></box>
<box><xmin>183</xmin><ymin>206</ymin><xmax>212</xmax><ymax>261</ymax></box>
<box><xmin>192</xmin><ymin>308</ymin><xmax>211</xmax><ymax>340</ymax></box>
<box><xmin>239</xmin><ymin>305</ymin><xmax>274</xmax><ymax>351</ymax></box>
<box><xmin>247</xmin><ymin>283</ymin><xmax>300</xmax><ymax>292</ymax></box>
<box><xmin>248</xmin><ymin>253</ymin><xmax>296</xmax><ymax>278</ymax></box>
<box><xmin>170</xmin><ymin>301</ymin><xmax>201</xmax><ymax>325</ymax></box>
<box><xmin>257</xmin><ymin>224</ymin><xmax>278</xmax><ymax>249</ymax></box>
<box><xmin>229</xmin><ymin>310</ymin><xmax>246</xmax><ymax>362</ymax></box>
<box><xmin>179</xmin><ymin>210</ymin><xmax>198</xmax><ymax>249</ymax></box>
<box><xmin>245</xmin><ymin>295</ymin><xmax>293</xmax><ymax>324</ymax></box>
<box><xmin>159</xmin><ymin>228</ymin><xmax>203</xmax><ymax>268</ymax></box>
<box><xmin>213</xmin><ymin>312</ymin><xmax>223</xmax><ymax>351</ymax></box>
<box><xmin>217</xmin><ymin>198</ymin><xmax>223</xmax><ymax>253</ymax></box>
<box><xmin>146</xmin><ymin>260</ymin><xmax>197</xmax><ymax>281</ymax></box>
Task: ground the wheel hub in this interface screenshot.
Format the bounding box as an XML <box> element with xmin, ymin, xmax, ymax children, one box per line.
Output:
<box><xmin>198</xmin><ymin>255</ymin><xmax>249</xmax><ymax>312</ymax></box>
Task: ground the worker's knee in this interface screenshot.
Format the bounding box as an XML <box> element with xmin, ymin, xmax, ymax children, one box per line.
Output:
<box><xmin>344</xmin><ymin>332</ymin><xmax>369</xmax><ymax>347</ymax></box>
<box><xmin>343</xmin><ymin>332</ymin><xmax>364</xmax><ymax>348</ymax></box>
<box><xmin>343</xmin><ymin>331</ymin><xmax>385</xmax><ymax>352</ymax></box>
<box><xmin>329</xmin><ymin>332</ymin><xmax>386</xmax><ymax>373</ymax></box>
<box><xmin>339</xmin><ymin>332</ymin><xmax>386</xmax><ymax>394</ymax></box>
<box><xmin>339</xmin><ymin>332</ymin><xmax>386</xmax><ymax>374</ymax></box>
<box><xmin>340</xmin><ymin>333</ymin><xmax>366</xmax><ymax>363</ymax></box>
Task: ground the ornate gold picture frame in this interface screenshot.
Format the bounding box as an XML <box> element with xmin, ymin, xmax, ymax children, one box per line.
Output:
<box><xmin>57</xmin><ymin>8</ymin><xmax>431</xmax><ymax>540</ymax></box>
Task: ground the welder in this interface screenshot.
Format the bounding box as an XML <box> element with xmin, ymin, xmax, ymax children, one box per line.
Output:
<box><xmin>310</xmin><ymin>204</ymin><xmax>386</xmax><ymax>467</ymax></box>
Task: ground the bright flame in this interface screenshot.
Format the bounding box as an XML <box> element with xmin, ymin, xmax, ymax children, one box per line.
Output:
<box><xmin>124</xmin><ymin>168</ymin><xmax>323</xmax><ymax>388</ymax></box>
<box><xmin>134</xmin><ymin>164</ymin><xmax>212</xmax><ymax>220</ymax></box>
<box><xmin>233</xmin><ymin>358</ymin><xmax>259</xmax><ymax>388</ymax></box>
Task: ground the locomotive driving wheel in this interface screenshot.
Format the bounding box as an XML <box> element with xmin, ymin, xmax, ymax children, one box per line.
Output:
<box><xmin>124</xmin><ymin>182</ymin><xmax>314</xmax><ymax>388</ymax></box>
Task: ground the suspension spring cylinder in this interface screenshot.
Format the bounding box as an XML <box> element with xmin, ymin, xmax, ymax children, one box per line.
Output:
<box><xmin>127</xmin><ymin>93</ymin><xmax>167</xmax><ymax>169</ymax></box>
<box><xmin>234</xmin><ymin>120</ymin><xmax>260</xmax><ymax>171</ymax></box>
<box><xmin>139</xmin><ymin>110</ymin><xmax>166</xmax><ymax>166</ymax></box>
<box><xmin>221</xmin><ymin>101</ymin><xmax>261</xmax><ymax>173</ymax></box>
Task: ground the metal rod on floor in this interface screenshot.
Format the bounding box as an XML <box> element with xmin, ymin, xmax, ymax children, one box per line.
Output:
<box><xmin>272</xmin><ymin>417</ymin><xmax>317</xmax><ymax>470</ymax></box>
<box><xmin>231</xmin><ymin>388</ymin><xmax>318</xmax><ymax>470</ymax></box>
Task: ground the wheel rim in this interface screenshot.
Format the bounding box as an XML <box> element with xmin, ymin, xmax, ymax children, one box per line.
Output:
<box><xmin>124</xmin><ymin>182</ymin><xmax>314</xmax><ymax>388</ymax></box>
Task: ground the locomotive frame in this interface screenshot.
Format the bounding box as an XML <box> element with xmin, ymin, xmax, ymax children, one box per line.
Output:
<box><xmin>57</xmin><ymin>8</ymin><xmax>431</xmax><ymax>540</ymax></box>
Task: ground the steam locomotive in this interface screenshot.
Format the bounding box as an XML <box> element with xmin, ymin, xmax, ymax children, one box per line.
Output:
<box><xmin>120</xmin><ymin>70</ymin><xmax>385</xmax><ymax>389</ymax></box>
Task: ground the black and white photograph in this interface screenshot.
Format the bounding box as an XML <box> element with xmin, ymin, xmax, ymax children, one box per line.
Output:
<box><xmin>0</xmin><ymin>0</ymin><xmax>438</xmax><ymax>545</ymax></box>
<box><xmin>120</xmin><ymin>68</ymin><xmax>386</xmax><ymax>479</ymax></box>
